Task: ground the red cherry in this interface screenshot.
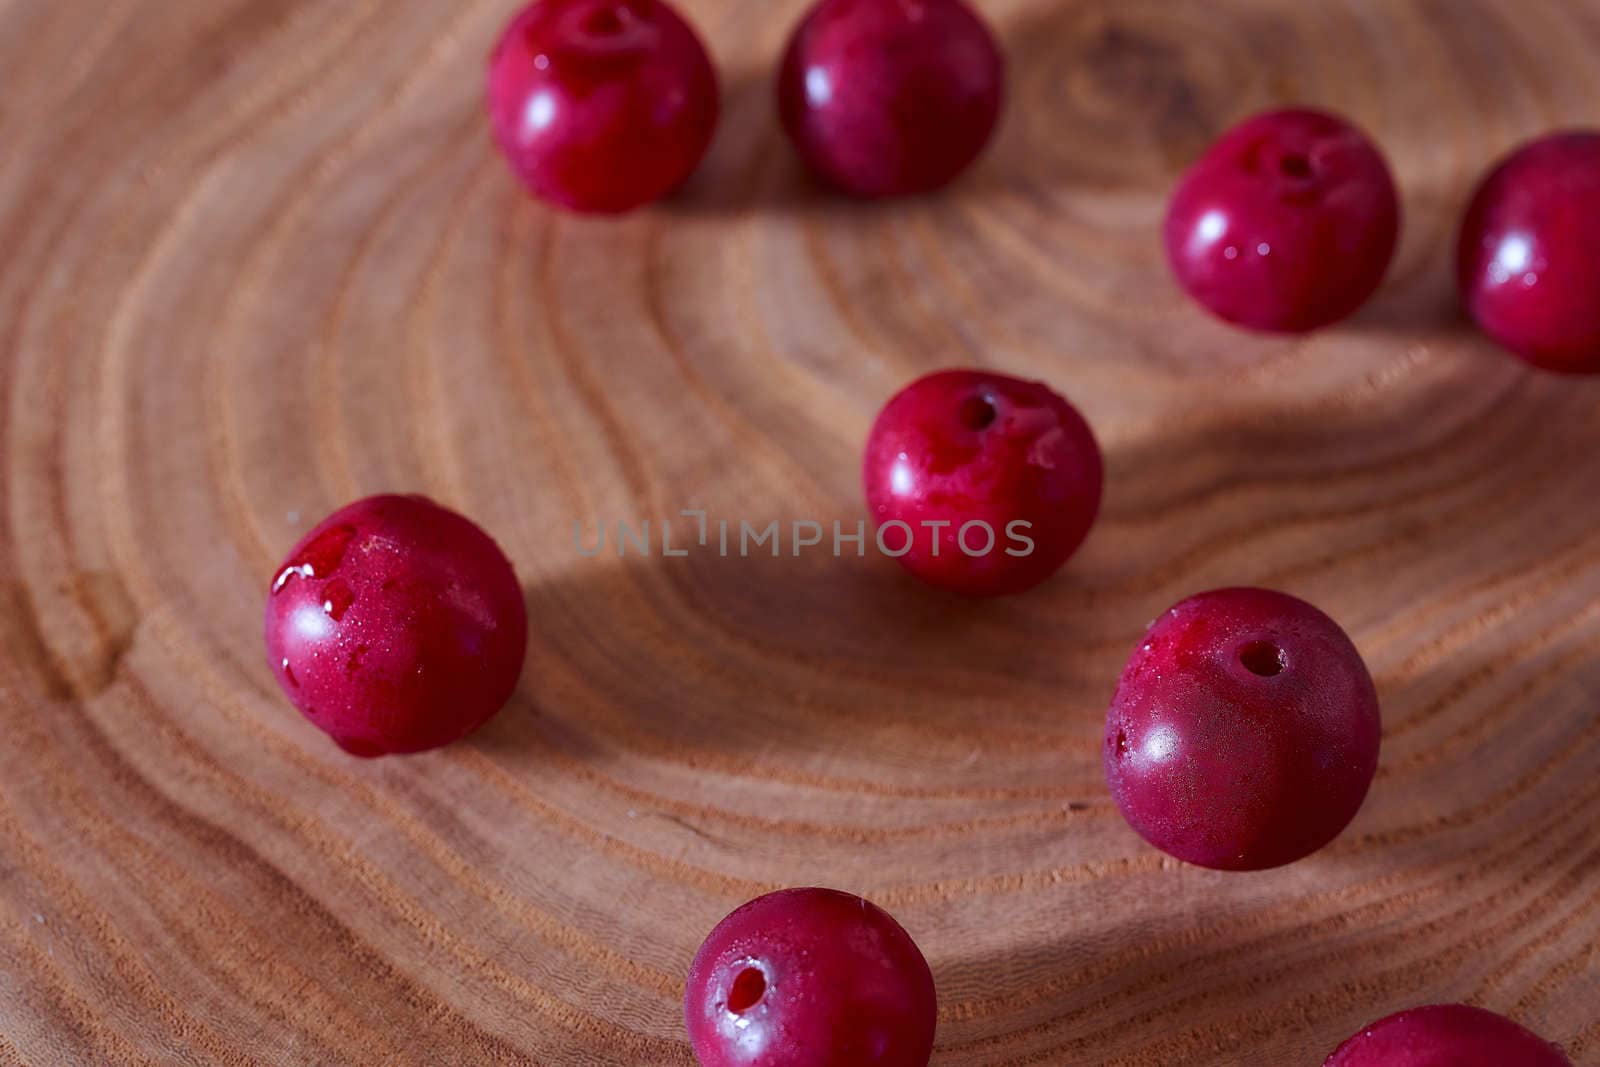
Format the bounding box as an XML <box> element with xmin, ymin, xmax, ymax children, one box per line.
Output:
<box><xmin>486</xmin><ymin>0</ymin><xmax>719</xmax><ymax>213</ymax></box>
<box><xmin>1458</xmin><ymin>130</ymin><xmax>1600</xmax><ymax>374</ymax></box>
<box><xmin>264</xmin><ymin>495</ymin><xmax>527</xmax><ymax>757</ymax></box>
<box><xmin>684</xmin><ymin>887</ymin><xmax>937</xmax><ymax>1067</ymax></box>
<box><xmin>1325</xmin><ymin>1004</ymin><xmax>1571</xmax><ymax>1066</ymax></box>
<box><xmin>1164</xmin><ymin>108</ymin><xmax>1400</xmax><ymax>332</ymax></box>
<box><xmin>1103</xmin><ymin>587</ymin><xmax>1381</xmax><ymax>870</ymax></box>
<box><xmin>862</xmin><ymin>369</ymin><xmax>1103</xmax><ymax>597</ymax></box>
<box><xmin>778</xmin><ymin>0</ymin><xmax>1004</xmax><ymax>197</ymax></box>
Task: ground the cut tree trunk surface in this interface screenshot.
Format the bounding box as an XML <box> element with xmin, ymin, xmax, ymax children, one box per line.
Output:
<box><xmin>0</xmin><ymin>1</ymin><xmax>1596</xmax><ymax>1064</ymax></box>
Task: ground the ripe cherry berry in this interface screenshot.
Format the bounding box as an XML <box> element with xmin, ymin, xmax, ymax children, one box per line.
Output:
<box><xmin>684</xmin><ymin>887</ymin><xmax>937</xmax><ymax>1067</ymax></box>
<box><xmin>862</xmin><ymin>369</ymin><xmax>1103</xmax><ymax>597</ymax></box>
<box><xmin>1325</xmin><ymin>1004</ymin><xmax>1571</xmax><ymax>1066</ymax></box>
<box><xmin>1458</xmin><ymin>131</ymin><xmax>1600</xmax><ymax>374</ymax></box>
<box><xmin>1164</xmin><ymin>108</ymin><xmax>1400</xmax><ymax>332</ymax></box>
<box><xmin>1103</xmin><ymin>587</ymin><xmax>1380</xmax><ymax>870</ymax></box>
<box><xmin>264</xmin><ymin>495</ymin><xmax>527</xmax><ymax>757</ymax></box>
<box><xmin>486</xmin><ymin>0</ymin><xmax>719</xmax><ymax>213</ymax></box>
<box><xmin>778</xmin><ymin>0</ymin><xmax>1004</xmax><ymax>198</ymax></box>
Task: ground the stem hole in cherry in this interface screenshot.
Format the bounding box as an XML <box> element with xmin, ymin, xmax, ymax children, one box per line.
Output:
<box><xmin>1279</xmin><ymin>152</ymin><xmax>1314</xmax><ymax>180</ymax></box>
<box><xmin>1239</xmin><ymin>640</ymin><xmax>1287</xmax><ymax>677</ymax></box>
<box><xmin>728</xmin><ymin>966</ymin><xmax>766</xmax><ymax>1013</ymax></box>
<box><xmin>959</xmin><ymin>394</ymin><xmax>998</xmax><ymax>431</ymax></box>
<box><xmin>581</xmin><ymin>5</ymin><xmax>628</xmax><ymax>35</ymax></box>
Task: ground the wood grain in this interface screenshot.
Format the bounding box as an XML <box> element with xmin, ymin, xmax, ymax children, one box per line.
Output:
<box><xmin>2</xmin><ymin>0</ymin><xmax>1598</xmax><ymax>1063</ymax></box>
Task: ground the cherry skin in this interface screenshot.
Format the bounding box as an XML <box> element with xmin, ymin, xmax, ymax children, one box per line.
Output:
<box><xmin>1325</xmin><ymin>1004</ymin><xmax>1571</xmax><ymax>1066</ymax></box>
<box><xmin>1458</xmin><ymin>131</ymin><xmax>1600</xmax><ymax>374</ymax></box>
<box><xmin>778</xmin><ymin>0</ymin><xmax>1004</xmax><ymax>198</ymax></box>
<box><xmin>1164</xmin><ymin>108</ymin><xmax>1400</xmax><ymax>332</ymax></box>
<box><xmin>1102</xmin><ymin>587</ymin><xmax>1381</xmax><ymax>870</ymax></box>
<box><xmin>684</xmin><ymin>887</ymin><xmax>937</xmax><ymax>1067</ymax></box>
<box><xmin>486</xmin><ymin>0</ymin><xmax>719</xmax><ymax>213</ymax></box>
<box><xmin>862</xmin><ymin>369</ymin><xmax>1103</xmax><ymax>597</ymax></box>
<box><xmin>264</xmin><ymin>495</ymin><xmax>528</xmax><ymax>757</ymax></box>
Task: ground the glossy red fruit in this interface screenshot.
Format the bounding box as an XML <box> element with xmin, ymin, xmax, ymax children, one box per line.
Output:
<box><xmin>862</xmin><ymin>369</ymin><xmax>1102</xmax><ymax>597</ymax></box>
<box><xmin>1325</xmin><ymin>1004</ymin><xmax>1571</xmax><ymax>1066</ymax></box>
<box><xmin>264</xmin><ymin>495</ymin><xmax>527</xmax><ymax>757</ymax></box>
<box><xmin>778</xmin><ymin>0</ymin><xmax>1004</xmax><ymax>198</ymax></box>
<box><xmin>486</xmin><ymin>0</ymin><xmax>719</xmax><ymax>213</ymax></box>
<box><xmin>684</xmin><ymin>887</ymin><xmax>937</xmax><ymax>1067</ymax></box>
<box><xmin>1103</xmin><ymin>587</ymin><xmax>1380</xmax><ymax>870</ymax></box>
<box><xmin>1458</xmin><ymin>131</ymin><xmax>1600</xmax><ymax>374</ymax></box>
<box><xmin>1164</xmin><ymin>108</ymin><xmax>1400</xmax><ymax>332</ymax></box>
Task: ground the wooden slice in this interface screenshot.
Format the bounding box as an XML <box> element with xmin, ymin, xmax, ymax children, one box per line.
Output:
<box><xmin>0</xmin><ymin>0</ymin><xmax>1596</xmax><ymax>1063</ymax></box>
